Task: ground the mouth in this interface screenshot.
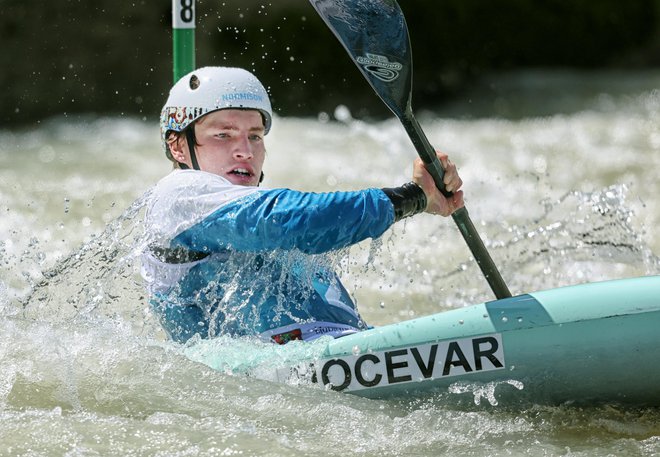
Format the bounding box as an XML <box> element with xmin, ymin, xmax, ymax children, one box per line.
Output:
<box><xmin>228</xmin><ymin>167</ymin><xmax>253</xmax><ymax>178</ymax></box>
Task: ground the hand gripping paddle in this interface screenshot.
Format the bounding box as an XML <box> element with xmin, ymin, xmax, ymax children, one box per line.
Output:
<box><xmin>309</xmin><ymin>0</ymin><xmax>511</xmax><ymax>299</ymax></box>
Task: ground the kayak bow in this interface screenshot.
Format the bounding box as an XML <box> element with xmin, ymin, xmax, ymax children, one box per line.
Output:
<box><xmin>274</xmin><ymin>276</ymin><xmax>660</xmax><ymax>405</ymax></box>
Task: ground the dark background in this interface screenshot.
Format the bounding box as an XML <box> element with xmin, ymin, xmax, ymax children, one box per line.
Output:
<box><xmin>2</xmin><ymin>0</ymin><xmax>659</xmax><ymax>126</ymax></box>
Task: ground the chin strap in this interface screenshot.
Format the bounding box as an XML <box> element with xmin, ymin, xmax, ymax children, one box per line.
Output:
<box><xmin>174</xmin><ymin>126</ymin><xmax>200</xmax><ymax>170</ymax></box>
<box><xmin>184</xmin><ymin>127</ymin><xmax>201</xmax><ymax>170</ymax></box>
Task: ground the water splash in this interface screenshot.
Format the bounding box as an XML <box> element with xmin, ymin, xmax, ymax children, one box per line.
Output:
<box><xmin>495</xmin><ymin>184</ymin><xmax>660</xmax><ymax>290</ymax></box>
<box><xmin>448</xmin><ymin>380</ymin><xmax>525</xmax><ymax>406</ymax></box>
<box><xmin>20</xmin><ymin>192</ymin><xmax>159</xmax><ymax>336</ymax></box>
<box><xmin>181</xmin><ymin>333</ymin><xmax>330</xmax><ymax>382</ymax></box>
<box><xmin>329</xmin><ymin>182</ymin><xmax>659</xmax><ymax>328</ymax></box>
<box><xmin>398</xmin><ymin>183</ymin><xmax>660</xmax><ymax>305</ymax></box>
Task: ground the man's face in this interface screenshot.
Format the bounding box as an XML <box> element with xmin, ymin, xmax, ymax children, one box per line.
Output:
<box><xmin>174</xmin><ymin>109</ymin><xmax>266</xmax><ymax>186</ymax></box>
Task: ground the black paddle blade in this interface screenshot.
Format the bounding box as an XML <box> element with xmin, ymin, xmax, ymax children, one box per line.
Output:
<box><xmin>309</xmin><ymin>0</ymin><xmax>412</xmax><ymax>118</ymax></box>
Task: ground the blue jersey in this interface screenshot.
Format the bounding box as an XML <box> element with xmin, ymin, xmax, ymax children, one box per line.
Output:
<box><xmin>141</xmin><ymin>170</ymin><xmax>395</xmax><ymax>343</ymax></box>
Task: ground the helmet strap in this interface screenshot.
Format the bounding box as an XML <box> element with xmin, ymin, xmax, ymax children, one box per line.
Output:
<box><xmin>185</xmin><ymin>126</ymin><xmax>201</xmax><ymax>171</ymax></box>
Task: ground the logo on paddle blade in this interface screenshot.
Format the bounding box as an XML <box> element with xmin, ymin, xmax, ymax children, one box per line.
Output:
<box><xmin>356</xmin><ymin>53</ymin><xmax>402</xmax><ymax>82</ymax></box>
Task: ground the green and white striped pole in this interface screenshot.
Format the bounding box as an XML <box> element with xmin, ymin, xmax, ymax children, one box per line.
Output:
<box><xmin>172</xmin><ymin>0</ymin><xmax>196</xmax><ymax>83</ymax></box>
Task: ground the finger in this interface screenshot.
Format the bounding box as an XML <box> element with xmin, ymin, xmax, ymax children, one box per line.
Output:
<box><xmin>452</xmin><ymin>190</ymin><xmax>465</xmax><ymax>210</ymax></box>
<box><xmin>443</xmin><ymin>166</ymin><xmax>458</xmax><ymax>191</ymax></box>
<box><xmin>437</xmin><ymin>152</ymin><xmax>449</xmax><ymax>169</ymax></box>
<box><xmin>442</xmin><ymin>157</ymin><xmax>456</xmax><ymax>174</ymax></box>
<box><xmin>446</xmin><ymin>175</ymin><xmax>462</xmax><ymax>192</ymax></box>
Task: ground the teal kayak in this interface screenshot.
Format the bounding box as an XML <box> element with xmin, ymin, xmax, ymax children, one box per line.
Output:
<box><xmin>271</xmin><ymin>276</ymin><xmax>660</xmax><ymax>405</ymax></box>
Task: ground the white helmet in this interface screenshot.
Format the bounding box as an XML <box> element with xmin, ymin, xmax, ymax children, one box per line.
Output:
<box><xmin>160</xmin><ymin>66</ymin><xmax>272</xmax><ymax>161</ymax></box>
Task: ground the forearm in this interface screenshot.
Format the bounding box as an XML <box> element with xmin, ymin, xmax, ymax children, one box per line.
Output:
<box><xmin>172</xmin><ymin>187</ymin><xmax>396</xmax><ymax>254</ymax></box>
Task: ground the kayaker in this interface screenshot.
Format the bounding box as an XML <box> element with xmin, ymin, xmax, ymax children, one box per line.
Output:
<box><xmin>141</xmin><ymin>66</ymin><xmax>464</xmax><ymax>344</ymax></box>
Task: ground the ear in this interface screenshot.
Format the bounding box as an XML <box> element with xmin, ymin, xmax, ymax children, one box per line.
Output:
<box><xmin>167</xmin><ymin>133</ymin><xmax>188</xmax><ymax>164</ymax></box>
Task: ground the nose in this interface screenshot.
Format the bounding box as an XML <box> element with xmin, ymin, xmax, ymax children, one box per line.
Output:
<box><xmin>233</xmin><ymin>135</ymin><xmax>253</xmax><ymax>160</ymax></box>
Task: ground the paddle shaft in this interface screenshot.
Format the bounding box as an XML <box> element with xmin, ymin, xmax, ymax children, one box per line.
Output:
<box><xmin>401</xmin><ymin>113</ymin><xmax>512</xmax><ymax>299</ymax></box>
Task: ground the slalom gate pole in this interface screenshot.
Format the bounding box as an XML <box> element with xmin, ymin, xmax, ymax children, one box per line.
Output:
<box><xmin>172</xmin><ymin>0</ymin><xmax>196</xmax><ymax>83</ymax></box>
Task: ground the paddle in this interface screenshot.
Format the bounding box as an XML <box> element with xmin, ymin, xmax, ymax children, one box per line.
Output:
<box><xmin>309</xmin><ymin>0</ymin><xmax>511</xmax><ymax>299</ymax></box>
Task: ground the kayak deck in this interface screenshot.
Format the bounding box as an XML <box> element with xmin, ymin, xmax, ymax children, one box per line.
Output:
<box><xmin>278</xmin><ymin>276</ymin><xmax>660</xmax><ymax>405</ymax></box>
